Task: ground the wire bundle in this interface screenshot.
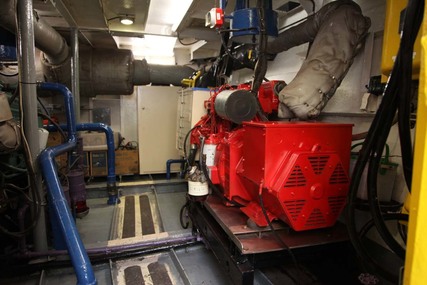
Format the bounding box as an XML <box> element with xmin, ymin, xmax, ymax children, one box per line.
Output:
<box><xmin>346</xmin><ymin>0</ymin><xmax>424</xmax><ymax>282</ymax></box>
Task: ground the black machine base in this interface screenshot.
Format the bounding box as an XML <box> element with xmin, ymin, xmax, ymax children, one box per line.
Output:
<box><xmin>188</xmin><ymin>195</ymin><xmax>360</xmax><ymax>285</ymax></box>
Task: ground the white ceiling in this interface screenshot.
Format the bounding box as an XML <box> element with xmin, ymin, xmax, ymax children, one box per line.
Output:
<box><xmin>33</xmin><ymin>0</ymin><xmax>318</xmax><ymax>65</ymax></box>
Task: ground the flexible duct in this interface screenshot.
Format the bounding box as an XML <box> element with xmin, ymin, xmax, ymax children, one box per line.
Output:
<box><xmin>134</xmin><ymin>60</ymin><xmax>196</xmax><ymax>86</ymax></box>
<box><xmin>41</xmin><ymin>48</ymin><xmax>195</xmax><ymax>97</ymax></box>
<box><xmin>267</xmin><ymin>0</ymin><xmax>371</xmax><ymax>120</ymax></box>
<box><xmin>42</xmin><ymin>48</ymin><xmax>135</xmax><ymax>97</ymax></box>
<box><xmin>0</xmin><ymin>0</ymin><xmax>194</xmax><ymax>97</ymax></box>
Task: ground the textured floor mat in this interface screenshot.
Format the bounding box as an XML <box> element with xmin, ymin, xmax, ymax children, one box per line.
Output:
<box><xmin>111</xmin><ymin>194</ymin><xmax>162</xmax><ymax>240</ymax></box>
<box><xmin>114</xmin><ymin>252</ymin><xmax>184</xmax><ymax>285</ymax></box>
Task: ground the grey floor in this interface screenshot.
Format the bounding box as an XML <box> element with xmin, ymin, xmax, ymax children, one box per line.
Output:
<box><xmin>0</xmin><ymin>179</ymin><xmax>237</xmax><ymax>285</ymax></box>
<box><xmin>1</xmin><ymin>178</ymin><xmax>380</xmax><ymax>285</ymax></box>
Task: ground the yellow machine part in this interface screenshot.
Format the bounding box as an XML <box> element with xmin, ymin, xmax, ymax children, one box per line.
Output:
<box><xmin>381</xmin><ymin>0</ymin><xmax>421</xmax><ymax>82</ymax></box>
<box><xmin>404</xmin><ymin>5</ymin><xmax>427</xmax><ymax>285</ymax></box>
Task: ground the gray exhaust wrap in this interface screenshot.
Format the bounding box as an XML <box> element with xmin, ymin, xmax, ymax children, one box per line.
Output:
<box><xmin>269</xmin><ymin>1</ymin><xmax>371</xmax><ymax>119</ymax></box>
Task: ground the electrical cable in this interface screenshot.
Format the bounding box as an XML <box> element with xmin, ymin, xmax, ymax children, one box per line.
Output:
<box><xmin>8</xmin><ymin>85</ymin><xmax>19</xmax><ymax>105</ymax></box>
<box><xmin>251</xmin><ymin>1</ymin><xmax>269</xmax><ymax>121</ymax></box>
<box><xmin>346</xmin><ymin>0</ymin><xmax>423</xmax><ymax>281</ymax></box>
<box><xmin>0</xmin><ymin>161</ymin><xmax>27</xmax><ymax>173</ymax></box>
<box><xmin>4</xmin><ymin>10</ymin><xmax>44</xmax><ymax>236</ymax></box>
<box><xmin>397</xmin><ymin>13</ymin><xmax>420</xmax><ymax>191</ymax></box>
<box><xmin>177</xmin><ymin>32</ymin><xmax>201</xmax><ymax>46</ymax></box>
<box><xmin>348</xmin><ymin>30</ymin><xmax>398</xmax><ymax>285</ymax></box>
<box><xmin>4</xmin><ymin>187</ymin><xmax>34</xmax><ymax>204</ymax></box>
<box><xmin>183</xmin><ymin>125</ymin><xmax>201</xmax><ymax>165</ymax></box>
<box><xmin>179</xmin><ymin>200</ymin><xmax>190</xmax><ymax>229</ymax></box>
<box><xmin>397</xmin><ymin>222</ymin><xmax>408</xmax><ymax>244</ymax></box>
<box><xmin>367</xmin><ymin>99</ymin><xmax>405</xmax><ymax>259</ymax></box>
<box><xmin>258</xmin><ymin>192</ymin><xmax>302</xmax><ymax>284</ymax></box>
<box><xmin>366</xmin><ymin>0</ymin><xmax>422</xmax><ymax>261</ymax></box>
<box><xmin>38</xmin><ymin>113</ymin><xmax>67</xmax><ymax>142</ymax></box>
<box><xmin>309</xmin><ymin>0</ymin><xmax>316</xmax><ymax>13</ymax></box>
<box><xmin>358</xmin><ymin>213</ymin><xmax>408</xmax><ymax>239</ymax></box>
<box><xmin>36</xmin><ymin>96</ymin><xmax>50</xmax><ymax>117</ymax></box>
<box><xmin>15</xmin><ymin>0</ymin><xmax>42</xmax><ymax>225</ymax></box>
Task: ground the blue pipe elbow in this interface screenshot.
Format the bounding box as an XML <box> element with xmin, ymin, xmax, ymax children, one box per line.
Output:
<box><xmin>75</xmin><ymin>123</ymin><xmax>119</xmax><ymax>205</ymax></box>
<box><xmin>45</xmin><ymin>123</ymin><xmax>120</xmax><ymax>205</ymax></box>
<box><xmin>40</xmin><ymin>147</ymin><xmax>97</xmax><ymax>285</ymax></box>
<box><xmin>38</xmin><ymin>83</ymin><xmax>97</xmax><ymax>285</ymax></box>
<box><xmin>166</xmin><ymin>159</ymin><xmax>186</xmax><ymax>180</ymax></box>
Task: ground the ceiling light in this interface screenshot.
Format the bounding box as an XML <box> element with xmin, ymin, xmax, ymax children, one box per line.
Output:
<box><xmin>120</xmin><ymin>15</ymin><xmax>134</xmax><ymax>25</ymax></box>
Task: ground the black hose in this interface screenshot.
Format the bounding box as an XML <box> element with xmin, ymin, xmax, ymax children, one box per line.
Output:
<box><xmin>367</xmin><ymin>100</ymin><xmax>405</xmax><ymax>259</ymax></box>
<box><xmin>0</xmin><ymin>161</ymin><xmax>27</xmax><ymax>173</ymax></box>
<box><xmin>183</xmin><ymin>125</ymin><xmax>201</xmax><ymax>166</ymax></box>
<box><xmin>346</xmin><ymin>0</ymin><xmax>423</xmax><ymax>281</ymax></box>
<box><xmin>179</xmin><ymin>201</ymin><xmax>190</xmax><ymax>229</ymax></box>
<box><xmin>397</xmin><ymin>3</ymin><xmax>424</xmax><ymax>190</ymax></box>
<box><xmin>366</xmin><ymin>0</ymin><xmax>422</xmax><ymax>261</ymax></box>
<box><xmin>36</xmin><ymin>96</ymin><xmax>50</xmax><ymax>117</ymax></box>
<box><xmin>8</xmin><ymin>85</ymin><xmax>19</xmax><ymax>105</ymax></box>
<box><xmin>358</xmin><ymin>213</ymin><xmax>408</xmax><ymax>239</ymax></box>
<box><xmin>397</xmin><ymin>222</ymin><xmax>408</xmax><ymax>244</ymax></box>
<box><xmin>38</xmin><ymin>113</ymin><xmax>67</xmax><ymax>142</ymax></box>
<box><xmin>258</xmin><ymin>193</ymin><xmax>301</xmax><ymax>283</ymax></box>
<box><xmin>251</xmin><ymin>0</ymin><xmax>269</xmax><ymax>121</ymax></box>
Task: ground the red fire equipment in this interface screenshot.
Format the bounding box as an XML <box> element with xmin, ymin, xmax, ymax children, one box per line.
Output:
<box><xmin>190</xmin><ymin>82</ymin><xmax>352</xmax><ymax>231</ymax></box>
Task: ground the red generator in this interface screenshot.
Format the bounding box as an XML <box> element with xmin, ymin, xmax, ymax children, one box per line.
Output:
<box><xmin>190</xmin><ymin>82</ymin><xmax>352</xmax><ymax>231</ymax></box>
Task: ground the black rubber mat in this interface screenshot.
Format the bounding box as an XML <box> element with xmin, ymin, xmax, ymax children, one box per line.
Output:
<box><xmin>140</xmin><ymin>195</ymin><xmax>155</xmax><ymax>235</ymax></box>
<box><xmin>124</xmin><ymin>265</ymin><xmax>144</xmax><ymax>285</ymax></box>
<box><xmin>148</xmin><ymin>262</ymin><xmax>173</xmax><ymax>285</ymax></box>
<box><xmin>122</xmin><ymin>196</ymin><xmax>135</xmax><ymax>238</ymax></box>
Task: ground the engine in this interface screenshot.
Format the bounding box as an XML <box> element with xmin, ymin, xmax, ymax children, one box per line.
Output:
<box><xmin>188</xmin><ymin>82</ymin><xmax>352</xmax><ymax>231</ymax></box>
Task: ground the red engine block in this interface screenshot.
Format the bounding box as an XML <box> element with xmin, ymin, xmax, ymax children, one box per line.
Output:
<box><xmin>191</xmin><ymin>83</ymin><xmax>352</xmax><ymax>231</ymax></box>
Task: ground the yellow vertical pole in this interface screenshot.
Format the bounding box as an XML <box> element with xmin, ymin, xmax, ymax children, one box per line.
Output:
<box><xmin>404</xmin><ymin>6</ymin><xmax>427</xmax><ymax>285</ymax></box>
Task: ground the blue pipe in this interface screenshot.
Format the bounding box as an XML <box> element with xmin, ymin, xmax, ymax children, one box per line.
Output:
<box><xmin>166</xmin><ymin>159</ymin><xmax>186</xmax><ymax>180</ymax></box>
<box><xmin>38</xmin><ymin>82</ymin><xmax>97</xmax><ymax>285</ymax></box>
<box><xmin>45</xmin><ymin>123</ymin><xmax>120</xmax><ymax>205</ymax></box>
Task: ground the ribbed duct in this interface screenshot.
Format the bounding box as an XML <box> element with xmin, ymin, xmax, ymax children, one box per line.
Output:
<box><xmin>41</xmin><ymin>48</ymin><xmax>135</xmax><ymax>96</ymax></box>
<box><xmin>41</xmin><ymin>49</ymin><xmax>195</xmax><ymax>96</ymax></box>
<box><xmin>0</xmin><ymin>0</ymin><xmax>195</xmax><ymax>97</ymax></box>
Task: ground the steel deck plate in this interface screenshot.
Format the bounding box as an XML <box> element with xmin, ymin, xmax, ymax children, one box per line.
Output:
<box><xmin>203</xmin><ymin>195</ymin><xmax>349</xmax><ymax>254</ymax></box>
